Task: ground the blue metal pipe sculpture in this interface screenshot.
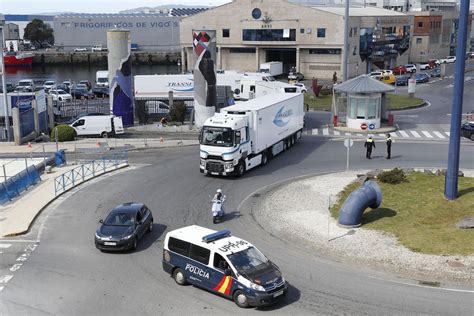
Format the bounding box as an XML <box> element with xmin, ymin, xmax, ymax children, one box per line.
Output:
<box><xmin>338</xmin><ymin>180</ymin><xmax>382</xmax><ymax>227</ymax></box>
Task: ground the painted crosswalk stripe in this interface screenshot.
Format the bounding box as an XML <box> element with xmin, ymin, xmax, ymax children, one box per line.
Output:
<box><xmin>0</xmin><ymin>275</ymin><xmax>14</xmax><ymax>283</ymax></box>
<box><xmin>312</xmin><ymin>129</ymin><xmax>319</xmax><ymax>136</ymax></box>
<box><xmin>433</xmin><ymin>131</ymin><xmax>445</xmax><ymax>139</ymax></box>
<box><xmin>357</xmin><ymin>134</ymin><xmax>363</xmax><ymax>137</ymax></box>
<box><xmin>333</xmin><ymin>130</ymin><xmax>341</xmax><ymax>136</ymax></box>
<box><xmin>345</xmin><ymin>132</ymin><xmax>351</xmax><ymax>136</ymax></box>
<box><xmin>399</xmin><ymin>130</ymin><xmax>410</xmax><ymax>138</ymax></box>
<box><xmin>422</xmin><ymin>131</ymin><xmax>433</xmax><ymax>138</ymax></box>
<box><xmin>322</xmin><ymin>128</ymin><xmax>329</xmax><ymax>136</ymax></box>
<box><xmin>0</xmin><ymin>244</ymin><xmax>12</xmax><ymax>249</ymax></box>
<box><xmin>410</xmin><ymin>131</ymin><xmax>422</xmax><ymax>138</ymax></box>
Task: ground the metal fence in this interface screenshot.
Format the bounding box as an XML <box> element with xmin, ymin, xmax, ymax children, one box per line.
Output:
<box><xmin>53</xmin><ymin>98</ymin><xmax>111</xmax><ymax>123</ymax></box>
<box><xmin>0</xmin><ymin>164</ymin><xmax>41</xmax><ymax>205</ymax></box>
<box><xmin>54</xmin><ymin>151</ymin><xmax>128</xmax><ymax>196</ymax></box>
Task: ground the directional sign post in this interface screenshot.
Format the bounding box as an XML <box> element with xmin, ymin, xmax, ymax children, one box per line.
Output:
<box><xmin>344</xmin><ymin>135</ymin><xmax>354</xmax><ymax>171</ymax></box>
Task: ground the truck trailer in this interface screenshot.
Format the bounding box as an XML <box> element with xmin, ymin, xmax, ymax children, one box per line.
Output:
<box><xmin>259</xmin><ymin>62</ymin><xmax>283</xmax><ymax>77</ymax></box>
<box><xmin>199</xmin><ymin>93</ymin><xmax>304</xmax><ymax>176</ymax></box>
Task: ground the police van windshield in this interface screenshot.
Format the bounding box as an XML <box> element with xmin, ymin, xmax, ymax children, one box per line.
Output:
<box><xmin>227</xmin><ymin>247</ymin><xmax>269</xmax><ymax>274</ymax></box>
<box><xmin>201</xmin><ymin>127</ymin><xmax>234</xmax><ymax>147</ymax></box>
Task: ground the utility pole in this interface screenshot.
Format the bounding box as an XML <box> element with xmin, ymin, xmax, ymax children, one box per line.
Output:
<box><xmin>1</xmin><ymin>22</ymin><xmax>11</xmax><ymax>141</ymax></box>
<box><xmin>343</xmin><ymin>0</ymin><xmax>350</xmax><ymax>81</ymax></box>
<box><xmin>444</xmin><ymin>0</ymin><xmax>471</xmax><ymax>200</ymax></box>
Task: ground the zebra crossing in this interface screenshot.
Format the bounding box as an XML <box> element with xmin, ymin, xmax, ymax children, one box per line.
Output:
<box><xmin>306</xmin><ymin>128</ymin><xmax>454</xmax><ymax>140</ymax></box>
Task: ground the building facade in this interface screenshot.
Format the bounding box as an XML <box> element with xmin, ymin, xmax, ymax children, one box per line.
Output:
<box><xmin>4</xmin><ymin>23</ymin><xmax>20</xmax><ymax>41</ymax></box>
<box><xmin>4</xmin><ymin>15</ymin><xmax>54</xmax><ymax>39</ymax></box>
<box><xmin>180</xmin><ymin>0</ymin><xmax>412</xmax><ymax>79</ymax></box>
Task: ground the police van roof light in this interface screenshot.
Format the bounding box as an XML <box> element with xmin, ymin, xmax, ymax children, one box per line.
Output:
<box><xmin>202</xmin><ymin>230</ymin><xmax>231</xmax><ymax>243</ymax></box>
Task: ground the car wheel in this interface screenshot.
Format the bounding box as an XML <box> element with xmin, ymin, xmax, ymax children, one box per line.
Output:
<box><xmin>236</xmin><ymin>161</ymin><xmax>245</xmax><ymax>177</ymax></box>
<box><xmin>148</xmin><ymin>219</ymin><xmax>153</xmax><ymax>233</ymax></box>
<box><xmin>233</xmin><ymin>290</ymin><xmax>250</xmax><ymax>308</ymax></box>
<box><xmin>470</xmin><ymin>133</ymin><xmax>474</xmax><ymax>141</ymax></box>
<box><xmin>173</xmin><ymin>268</ymin><xmax>187</xmax><ymax>285</ymax></box>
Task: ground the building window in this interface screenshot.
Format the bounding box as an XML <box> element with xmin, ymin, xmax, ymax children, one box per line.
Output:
<box><xmin>317</xmin><ymin>28</ymin><xmax>326</xmax><ymax>38</ymax></box>
<box><xmin>229</xmin><ymin>47</ymin><xmax>255</xmax><ymax>53</ymax></box>
<box><xmin>309</xmin><ymin>48</ymin><xmax>341</xmax><ymax>54</ymax></box>
<box><xmin>223</xmin><ymin>29</ymin><xmax>230</xmax><ymax>38</ymax></box>
<box><xmin>242</xmin><ymin>29</ymin><xmax>296</xmax><ymax>41</ymax></box>
<box><xmin>306</xmin><ymin>28</ymin><xmax>312</xmax><ymax>34</ymax></box>
<box><xmin>416</xmin><ymin>38</ymin><xmax>422</xmax><ymax>44</ymax></box>
<box><xmin>418</xmin><ymin>22</ymin><xmax>423</xmax><ymax>28</ymax></box>
<box><xmin>300</xmin><ymin>28</ymin><xmax>305</xmax><ymax>34</ymax></box>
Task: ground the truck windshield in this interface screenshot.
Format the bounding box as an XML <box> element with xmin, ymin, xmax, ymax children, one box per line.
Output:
<box><xmin>97</xmin><ymin>78</ymin><xmax>108</xmax><ymax>83</ymax></box>
<box><xmin>201</xmin><ymin>127</ymin><xmax>234</xmax><ymax>147</ymax></box>
<box><xmin>227</xmin><ymin>247</ymin><xmax>270</xmax><ymax>275</ymax></box>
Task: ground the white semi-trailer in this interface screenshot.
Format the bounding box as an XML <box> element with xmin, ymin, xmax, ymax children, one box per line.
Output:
<box><xmin>199</xmin><ymin>93</ymin><xmax>304</xmax><ymax>176</ymax></box>
<box><xmin>259</xmin><ymin>61</ymin><xmax>283</xmax><ymax>77</ymax></box>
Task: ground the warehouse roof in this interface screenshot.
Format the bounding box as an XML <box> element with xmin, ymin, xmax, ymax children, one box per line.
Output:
<box><xmin>311</xmin><ymin>6</ymin><xmax>407</xmax><ymax>16</ymax></box>
<box><xmin>334</xmin><ymin>75</ymin><xmax>395</xmax><ymax>93</ymax></box>
<box><xmin>57</xmin><ymin>8</ymin><xmax>208</xmax><ymax>18</ymax></box>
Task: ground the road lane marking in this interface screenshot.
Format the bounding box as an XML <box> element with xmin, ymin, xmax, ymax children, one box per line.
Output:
<box><xmin>410</xmin><ymin>131</ymin><xmax>421</xmax><ymax>138</ymax></box>
<box><xmin>399</xmin><ymin>130</ymin><xmax>410</xmax><ymax>138</ymax></box>
<box><xmin>0</xmin><ymin>244</ymin><xmax>12</xmax><ymax>248</ymax></box>
<box><xmin>322</xmin><ymin>128</ymin><xmax>329</xmax><ymax>136</ymax></box>
<box><xmin>421</xmin><ymin>131</ymin><xmax>433</xmax><ymax>138</ymax></box>
<box><xmin>367</xmin><ymin>275</ymin><xmax>474</xmax><ymax>293</ymax></box>
<box><xmin>0</xmin><ymin>286</ymin><xmax>4</xmax><ymax>292</ymax></box>
<box><xmin>312</xmin><ymin>129</ymin><xmax>318</xmax><ymax>136</ymax></box>
<box><xmin>433</xmin><ymin>131</ymin><xmax>445</xmax><ymax>139</ymax></box>
<box><xmin>0</xmin><ymin>275</ymin><xmax>14</xmax><ymax>284</ymax></box>
<box><xmin>333</xmin><ymin>131</ymin><xmax>340</xmax><ymax>136</ymax></box>
<box><xmin>0</xmin><ymin>239</ymin><xmax>39</xmax><ymax>243</ymax></box>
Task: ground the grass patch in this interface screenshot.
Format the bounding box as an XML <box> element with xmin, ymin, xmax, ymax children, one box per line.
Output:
<box><xmin>386</xmin><ymin>93</ymin><xmax>424</xmax><ymax>110</ymax></box>
<box><xmin>330</xmin><ymin>172</ymin><xmax>474</xmax><ymax>256</ymax></box>
<box><xmin>304</xmin><ymin>92</ymin><xmax>423</xmax><ymax>111</ymax></box>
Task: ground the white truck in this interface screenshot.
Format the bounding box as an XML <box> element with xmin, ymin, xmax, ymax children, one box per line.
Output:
<box><xmin>199</xmin><ymin>93</ymin><xmax>304</xmax><ymax>176</ymax></box>
<box><xmin>96</xmin><ymin>70</ymin><xmax>109</xmax><ymax>87</ymax></box>
<box><xmin>70</xmin><ymin>115</ymin><xmax>124</xmax><ymax>138</ymax></box>
<box><xmin>259</xmin><ymin>62</ymin><xmax>283</xmax><ymax>77</ymax></box>
<box><xmin>241</xmin><ymin>80</ymin><xmax>300</xmax><ymax>100</ymax></box>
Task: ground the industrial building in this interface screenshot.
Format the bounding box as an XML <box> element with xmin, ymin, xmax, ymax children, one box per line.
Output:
<box><xmin>180</xmin><ymin>0</ymin><xmax>412</xmax><ymax>79</ymax></box>
<box><xmin>53</xmin><ymin>8</ymin><xmax>207</xmax><ymax>52</ymax></box>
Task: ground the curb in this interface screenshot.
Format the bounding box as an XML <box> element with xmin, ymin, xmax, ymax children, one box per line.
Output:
<box><xmin>389</xmin><ymin>101</ymin><xmax>428</xmax><ymax>112</ymax></box>
<box><xmin>3</xmin><ymin>163</ymin><xmax>129</xmax><ymax>237</ymax></box>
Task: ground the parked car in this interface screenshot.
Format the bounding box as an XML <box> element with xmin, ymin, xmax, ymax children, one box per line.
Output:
<box><xmin>293</xmin><ymin>82</ymin><xmax>307</xmax><ymax>93</ymax></box>
<box><xmin>419</xmin><ymin>62</ymin><xmax>431</xmax><ymax>70</ymax></box>
<box><xmin>381</xmin><ymin>69</ymin><xmax>393</xmax><ymax>75</ymax></box>
<box><xmin>288</xmin><ymin>72</ymin><xmax>304</xmax><ymax>81</ymax></box>
<box><xmin>392</xmin><ymin>65</ymin><xmax>407</xmax><ymax>75</ymax></box>
<box><xmin>71</xmin><ymin>84</ymin><xmax>95</xmax><ymax>99</ymax></box>
<box><xmin>43</xmin><ymin>80</ymin><xmax>56</xmax><ymax>91</ymax></box>
<box><xmin>427</xmin><ymin>59</ymin><xmax>440</xmax><ymax>68</ymax></box>
<box><xmin>0</xmin><ymin>83</ymin><xmax>16</xmax><ymax>93</ymax></box>
<box><xmin>79</xmin><ymin>80</ymin><xmax>92</xmax><ymax>90</ymax></box>
<box><xmin>16</xmin><ymin>79</ymin><xmax>35</xmax><ymax>92</ymax></box>
<box><xmin>55</xmin><ymin>83</ymin><xmax>70</xmax><ymax>93</ymax></box>
<box><xmin>92</xmin><ymin>86</ymin><xmax>110</xmax><ymax>98</ymax></box>
<box><xmin>431</xmin><ymin>68</ymin><xmax>441</xmax><ymax>78</ymax></box>
<box><xmin>461</xmin><ymin>121</ymin><xmax>474</xmax><ymax>140</ymax></box>
<box><xmin>94</xmin><ymin>202</ymin><xmax>154</xmax><ymax>251</ymax></box>
<box><xmin>395</xmin><ymin>75</ymin><xmax>410</xmax><ymax>86</ymax></box>
<box><xmin>92</xmin><ymin>45</ymin><xmax>103</xmax><ymax>52</ymax></box>
<box><xmin>468</xmin><ymin>52</ymin><xmax>474</xmax><ymax>59</ymax></box>
<box><xmin>379</xmin><ymin>74</ymin><xmax>396</xmax><ymax>85</ymax></box>
<box><xmin>440</xmin><ymin>56</ymin><xmax>456</xmax><ymax>64</ymax></box>
<box><xmin>74</xmin><ymin>47</ymin><xmax>87</xmax><ymax>52</ymax></box>
<box><xmin>405</xmin><ymin>64</ymin><xmax>417</xmax><ymax>73</ymax></box>
<box><xmin>50</xmin><ymin>89</ymin><xmax>73</xmax><ymax>102</ymax></box>
<box><xmin>415</xmin><ymin>73</ymin><xmax>430</xmax><ymax>83</ymax></box>
<box><xmin>369</xmin><ymin>71</ymin><xmax>383</xmax><ymax>79</ymax></box>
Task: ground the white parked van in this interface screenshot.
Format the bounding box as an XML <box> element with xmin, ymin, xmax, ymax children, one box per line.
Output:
<box><xmin>96</xmin><ymin>71</ymin><xmax>109</xmax><ymax>87</ymax></box>
<box><xmin>70</xmin><ymin>115</ymin><xmax>124</xmax><ymax>137</ymax></box>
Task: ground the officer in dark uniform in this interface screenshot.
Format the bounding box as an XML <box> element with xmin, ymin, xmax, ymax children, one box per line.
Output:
<box><xmin>386</xmin><ymin>133</ymin><xmax>392</xmax><ymax>159</ymax></box>
<box><xmin>364</xmin><ymin>136</ymin><xmax>376</xmax><ymax>159</ymax></box>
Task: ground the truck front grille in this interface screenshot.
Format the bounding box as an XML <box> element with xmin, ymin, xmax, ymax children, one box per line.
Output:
<box><xmin>206</xmin><ymin>161</ymin><xmax>224</xmax><ymax>173</ymax></box>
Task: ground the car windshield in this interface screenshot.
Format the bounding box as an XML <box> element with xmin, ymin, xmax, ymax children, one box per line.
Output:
<box><xmin>57</xmin><ymin>90</ymin><xmax>67</xmax><ymax>95</ymax></box>
<box><xmin>201</xmin><ymin>127</ymin><xmax>234</xmax><ymax>147</ymax></box>
<box><xmin>98</xmin><ymin>78</ymin><xmax>107</xmax><ymax>83</ymax></box>
<box><xmin>227</xmin><ymin>247</ymin><xmax>270</xmax><ymax>274</ymax></box>
<box><xmin>104</xmin><ymin>212</ymin><xmax>135</xmax><ymax>226</ymax></box>
<box><xmin>18</xmin><ymin>82</ymin><xmax>31</xmax><ymax>86</ymax></box>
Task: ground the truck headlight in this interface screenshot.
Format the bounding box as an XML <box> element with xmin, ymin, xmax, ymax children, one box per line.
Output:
<box><xmin>200</xmin><ymin>159</ymin><xmax>206</xmax><ymax>166</ymax></box>
<box><xmin>250</xmin><ymin>282</ymin><xmax>265</xmax><ymax>292</ymax></box>
<box><xmin>224</xmin><ymin>162</ymin><xmax>233</xmax><ymax>169</ymax></box>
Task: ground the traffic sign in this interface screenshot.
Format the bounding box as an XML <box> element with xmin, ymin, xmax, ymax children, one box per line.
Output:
<box><xmin>361</xmin><ymin>123</ymin><xmax>368</xmax><ymax>130</ymax></box>
<box><xmin>369</xmin><ymin>123</ymin><xmax>375</xmax><ymax>130</ymax></box>
<box><xmin>344</xmin><ymin>138</ymin><xmax>354</xmax><ymax>148</ymax></box>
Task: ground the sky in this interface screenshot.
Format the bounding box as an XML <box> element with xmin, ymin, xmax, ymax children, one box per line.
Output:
<box><xmin>0</xmin><ymin>0</ymin><xmax>231</xmax><ymax>14</ymax></box>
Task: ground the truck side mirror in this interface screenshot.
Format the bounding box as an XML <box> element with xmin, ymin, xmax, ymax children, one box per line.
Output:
<box><xmin>235</xmin><ymin>132</ymin><xmax>241</xmax><ymax>145</ymax></box>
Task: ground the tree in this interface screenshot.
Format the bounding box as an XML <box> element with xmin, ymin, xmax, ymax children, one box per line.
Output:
<box><xmin>24</xmin><ymin>19</ymin><xmax>54</xmax><ymax>46</ymax></box>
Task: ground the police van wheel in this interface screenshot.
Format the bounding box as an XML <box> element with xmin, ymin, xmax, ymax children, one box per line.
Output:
<box><xmin>233</xmin><ymin>290</ymin><xmax>250</xmax><ymax>308</ymax></box>
<box><xmin>173</xmin><ymin>268</ymin><xmax>187</xmax><ymax>285</ymax></box>
<box><xmin>101</xmin><ymin>131</ymin><xmax>108</xmax><ymax>138</ymax></box>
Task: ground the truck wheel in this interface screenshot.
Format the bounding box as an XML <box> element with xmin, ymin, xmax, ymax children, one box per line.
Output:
<box><xmin>101</xmin><ymin>131</ymin><xmax>108</xmax><ymax>138</ymax></box>
<box><xmin>261</xmin><ymin>152</ymin><xmax>268</xmax><ymax>166</ymax></box>
<box><xmin>233</xmin><ymin>290</ymin><xmax>250</xmax><ymax>308</ymax></box>
<box><xmin>173</xmin><ymin>268</ymin><xmax>187</xmax><ymax>285</ymax></box>
<box><xmin>236</xmin><ymin>161</ymin><xmax>245</xmax><ymax>177</ymax></box>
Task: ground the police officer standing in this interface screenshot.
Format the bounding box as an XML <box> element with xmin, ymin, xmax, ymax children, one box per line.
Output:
<box><xmin>364</xmin><ymin>136</ymin><xmax>375</xmax><ymax>159</ymax></box>
<box><xmin>386</xmin><ymin>133</ymin><xmax>392</xmax><ymax>159</ymax></box>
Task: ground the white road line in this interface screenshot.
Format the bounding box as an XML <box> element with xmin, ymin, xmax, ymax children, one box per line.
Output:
<box><xmin>410</xmin><ymin>131</ymin><xmax>422</xmax><ymax>138</ymax></box>
<box><xmin>367</xmin><ymin>275</ymin><xmax>474</xmax><ymax>293</ymax></box>
<box><xmin>0</xmin><ymin>239</ymin><xmax>39</xmax><ymax>243</ymax></box>
<box><xmin>446</xmin><ymin>132</ymin><xmax>450</xmax><ymax>136</ymax></box>
<box><xmin>0</xmin><ymin>286</ymin><xmax>4</xmax><ymax>292</ymax></box>
<box><xmin>399</xmin><ymin>130</ymin><xmax>410</xmax><ymax>138</ymax></box>
<box><xmin>357</xmin><ymin>134</ymin><xmax>363</xmax><ymax>137</ymax></box>
<box><xmin>333</xmin><ymin>131</ymin><xmax>340</xmax><ymax>136</ymax></box>
<box><xmin>433</xmin><ymin>131</ymin><xmax>445</xmax><ymax>139</ymax></box>
<box><xmin>421</xmin><ymin>131</ymin><xmax>434</xmax><ymax>138</ymax></box>
<box><xmin>322</xmin><ymin>128</ymin><xmax>329</xmax><ymax>136</ymax></box>
<box><xmin>345</xmin><ymin>132</ymin><xmax>351</xmax><ymax>136</ymax></box>
<box><xmin>0</xmin><ymin>244</ymin><xmax>12</xmax><ymax>248</ymax></box>
<box><xmin>0</xmin><ymin>275</ymin><xmax>13</xmax><ymax>284</ymax></box>
<box><xmin>311</xmin><ymin>129</ymin><xmax>319</xmax><ymax>136</ymax></box>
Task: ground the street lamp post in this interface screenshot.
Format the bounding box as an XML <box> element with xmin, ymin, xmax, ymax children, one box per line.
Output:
<box><xmin>1</xmin><ymin>23</ymin><xmax>11</xmax><ymax>141</ymax></box>
<box><xmin>342</xmin><ymin>0</ymin><xmax>350</xmax><ymax>81</ymax></box>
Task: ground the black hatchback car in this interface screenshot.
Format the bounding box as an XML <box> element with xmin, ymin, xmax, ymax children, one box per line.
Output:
<box><xmin>461</xmin><ymin>121</ymin><xmax>474</xmax><ymax>141</ymax></box>
<box><xmin>95</xmin><ymin>203</ymin><xmax>154</xmax><ymax>251</ymax></box>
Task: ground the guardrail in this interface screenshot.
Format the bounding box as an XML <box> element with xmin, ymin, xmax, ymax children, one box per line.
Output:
<box><xmin>54</xmin><ymin>151</ymin><xmax>128</xmax><ymax>196</ymax></box>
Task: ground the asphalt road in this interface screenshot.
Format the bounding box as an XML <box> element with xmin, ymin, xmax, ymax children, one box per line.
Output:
<box><xmin>1</xmin><ymin>138</ymin><xmax>473</xmax><ymax>315</ymax></box>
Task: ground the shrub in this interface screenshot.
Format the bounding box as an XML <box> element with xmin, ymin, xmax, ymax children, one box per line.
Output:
<box><xmin>51</xmin><ymin>125</ymin><xmax>77</xmax><ymax>142</ymax></box>
<box><xmin>169</xmin><ymin>101</ymin><xmax>187</xmax><ymax>123</ymax></box>
<box><xmin>378</xmin><ymin>168</ymin><xmax>407</xmax><ymax>184</ymax></box>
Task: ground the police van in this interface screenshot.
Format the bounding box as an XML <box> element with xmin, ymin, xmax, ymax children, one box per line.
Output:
<box><xmin>162</xmin><ymin>225</ymin><xmax>287</xmax><ymax>308</ymax></box>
